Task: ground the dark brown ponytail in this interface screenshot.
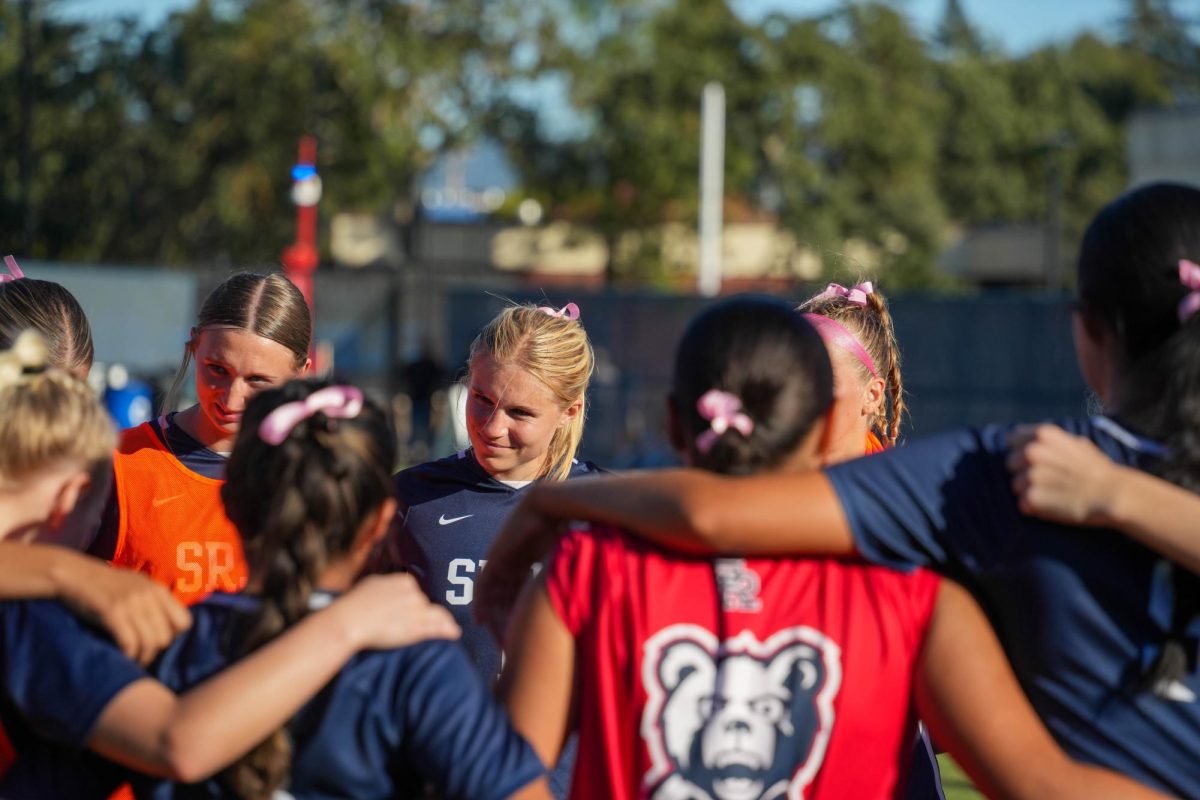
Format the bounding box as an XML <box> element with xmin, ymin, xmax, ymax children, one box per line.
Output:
<box><xmin>218</xmin><ymin>379</ymin><xmax>395</xmax><ymax>798</ymax></box>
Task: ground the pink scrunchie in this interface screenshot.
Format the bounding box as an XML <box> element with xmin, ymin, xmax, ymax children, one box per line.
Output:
<box><xmin>695</xmin><ymin>389</ymin><xmax>754</xmax><ymax>454</ymax></box>
<box><xmin>259</xmin><ymin>385</ymin><xmax>364</xmax><ymax>445</ymax></box>
<box><xmin>1179</xmin><ymin>259</ymin><xmax>1200</xmax><ymax>322</ymax></box>
<box><xmin>538</xmin><ymin>302</ymin><xmax>580</xmax><ymax>321</ymax></box>
<box><xmin>1</xmin><ymin>255</ymin><xmax>25</xmax><ymax>283</ymax></box>
<box><xmin>811</xmin><ymin>282</ymin><xmax>874</xmax><ymax>306</ymax></box>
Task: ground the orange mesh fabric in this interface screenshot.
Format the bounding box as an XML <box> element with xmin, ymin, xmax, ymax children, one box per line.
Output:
<box><xmin>111</xmin><ymin>422</ymin><xmax>247</xmax><ymax>605</ymax></box>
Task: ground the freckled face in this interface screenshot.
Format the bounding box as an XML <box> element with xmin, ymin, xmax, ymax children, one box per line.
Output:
<box><xmin>190</xmin><ymin>328</ymin><xmax>304</xmax><ymax>450</ymax></box>
<box><xmin>466</xmin><ymin>355</ymin><xmax>575</xmax><ymax>482</ymax></box>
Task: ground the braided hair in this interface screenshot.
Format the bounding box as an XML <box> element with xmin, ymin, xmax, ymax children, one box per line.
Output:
<box><xmin>218</xmin><ymin>379</ymin><xmax>395</xmax><ymax>799</ymax></box>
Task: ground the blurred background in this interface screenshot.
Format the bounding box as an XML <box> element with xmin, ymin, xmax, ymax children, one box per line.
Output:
<box><xmin>3</xmin><ymin>0</ymin><xmax>1199</xmax><ymax>468</ymax></box>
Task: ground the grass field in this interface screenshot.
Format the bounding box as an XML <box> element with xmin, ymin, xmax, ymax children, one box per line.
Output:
<box><xmin>938</xmin><ymin>754</ymin><xmax>985</xmax><ymax>800</ymax></box>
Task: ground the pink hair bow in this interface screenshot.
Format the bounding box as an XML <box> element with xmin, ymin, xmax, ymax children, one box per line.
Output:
<box><xmin>1</xmin><ymin>255</ymin><xmax>25</xmax><ymax>283</ymax></box>
<box><xmin>695</xmin><ymin>389</ymin><xmax>754</xmax><ymax>454</ymax></box>
<box><xmin>259</xmin><ymin>385</ymin><xmax>364</xmax><ymax>445</ymax></box>
<box><xmin>538</xmin><ymin>302</ymin><xmax>580</xmax><ymax>321</ymax></box>
<box><xmin>813</xmin><ymin>281</ymin><xmax>873</xmax><ymax>306</ymax></box>
<box><xmin>1180</xmin><ymin>259</ymin><xmax>1200</xmax><ymax>322</ymax></box>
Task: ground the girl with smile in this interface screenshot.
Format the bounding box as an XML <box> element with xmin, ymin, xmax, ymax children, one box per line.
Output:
<box><xmin>466</xmin><ymin>355</ymin><xmax>579</xmax><ymax>482</ymax></box>
<box><xmin>479</xmin><ymin>182</ymin><xmax>1200</xmax><ymax>798</ymax></box>
<box><xmin>384</xmin><ymin>301</ymin><xmax>597</xmax><ymax>797</ymax></box>
<box><xmin>89</xmin><ymin>273</ymin><xmax>312</xmax><ymax>605</ymax></box>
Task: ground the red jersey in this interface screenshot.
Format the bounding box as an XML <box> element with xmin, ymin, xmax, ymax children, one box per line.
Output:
<box><xmin>545</xmin><ymin>525</ymin><xmax>940</xmax><ymax>800</ymax></box>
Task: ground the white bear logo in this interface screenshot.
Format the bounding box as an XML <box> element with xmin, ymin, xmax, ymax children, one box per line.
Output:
<box><xmin>640</xmin><ymin>625</ymin><xmax>842</xmax><ymax>800</ymax></box>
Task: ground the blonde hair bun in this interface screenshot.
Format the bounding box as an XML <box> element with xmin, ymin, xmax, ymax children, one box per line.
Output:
<box><xmin>0</xmin><ymin>330</ymin><xmax>49</xmax><ymax>387</ymax></box>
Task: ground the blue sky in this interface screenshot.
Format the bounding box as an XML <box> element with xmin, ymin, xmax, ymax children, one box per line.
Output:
<box><xmin>62</xmin><ymin>0</ymin><xmax>1131</xmax><ymax>53</ymax></box>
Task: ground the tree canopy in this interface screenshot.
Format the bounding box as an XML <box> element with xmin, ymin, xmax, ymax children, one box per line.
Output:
<box><xmin>0</xmin><ymin>0</ymin><xmax>1192</xmax><ymax>285</ymax></box>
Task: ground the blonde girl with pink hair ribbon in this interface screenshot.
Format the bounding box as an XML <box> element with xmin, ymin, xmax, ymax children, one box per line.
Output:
<box><xmin>798</xmin><ymin>280</ymin><xmax>904</xmax><ymax>458</ymax></box>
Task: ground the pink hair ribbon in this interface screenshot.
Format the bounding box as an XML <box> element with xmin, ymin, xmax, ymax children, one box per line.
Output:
<box><xmin>695</xmin><ymin>389</ymin><xmax>754</xmax><ymax>454</ymax></box>
<box><xmin>1180</xmin><ymin>259</ymin><xmax>1200</xmax><ymax>322</ymax></box>
<box><xmin>259</xmin><ymin>385</ymin><xmax>364</xmax><ymax>445</ymax></box>
<box><xmin>1</xmin><ymin>255</ymin><xmax>25</xmax><ymax>283</ymax></box>
<box><xmin>803</xmin><ymin>313</ymin><xmax>878</xmax><ymax>378</ymax></box>
<box><xmin>812</xmin><ymin>281</ymin><xmax>873</xmax><ymax>306</ymax></box>
<box><xmin>538</xmin><ymin>302</ymin><xmax>580</xmax><ymax>321</ymax></box>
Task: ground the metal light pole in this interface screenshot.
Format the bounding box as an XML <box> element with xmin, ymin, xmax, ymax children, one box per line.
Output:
<box><xmin>698</xmin><ymin>82</ymin><xmax>725</xmax><ymax>298</ymax></box>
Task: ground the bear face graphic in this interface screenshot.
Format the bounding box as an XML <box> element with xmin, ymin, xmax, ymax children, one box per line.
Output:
<box><xmin>641</xmin><ymin>626</ymin><xmax>842</xmax><ymax>800</ymax></box>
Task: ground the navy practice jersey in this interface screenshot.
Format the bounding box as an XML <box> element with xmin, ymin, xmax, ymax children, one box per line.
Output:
<box><xmin>825</xmin><ymin>416</ymin><xmax>1200</xmax><ymax>797</ymax></box>
<box><xmin>388</xmin><ymin>449</ymin><xmax>601</xmax><ymax>681</ymax></box>
<box><xmin>0</xmin><ymin>600</ymin><xmax>143</xmax><ymax>799</ymax></box>
<box><xmin>129</xmin><ymin>592</ymin><xmax>545</xmax><ymax>800</ymax></box>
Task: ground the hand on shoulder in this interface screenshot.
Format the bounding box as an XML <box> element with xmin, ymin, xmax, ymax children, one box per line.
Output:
<box><xmin>54</xmin><ymin>553</ymin><xmax>192</xmax><ymax>664</ymax></box>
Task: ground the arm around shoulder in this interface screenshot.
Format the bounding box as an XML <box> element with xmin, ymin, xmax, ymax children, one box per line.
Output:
<box><xmin>1009</xmin><ymin>424</ymin><xmax>1200</xmax><ymax>574</ymax></box>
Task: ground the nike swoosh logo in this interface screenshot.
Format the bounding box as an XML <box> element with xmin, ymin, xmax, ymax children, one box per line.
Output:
<box><xmin>438</xmin><ymin>514</ymin><xmax>473</xmax><ymax>525</ymax></box>
<box><xmin>152</xmin><ymin>494</ymin><xmax>185</xmax><ymax>508</ymax></box>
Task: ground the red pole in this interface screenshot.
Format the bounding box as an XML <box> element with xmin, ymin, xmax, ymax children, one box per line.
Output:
<box><xmin>282</xmin><ymin>135</ymin><xmax>320</xmax><ymax>312</ymax></box>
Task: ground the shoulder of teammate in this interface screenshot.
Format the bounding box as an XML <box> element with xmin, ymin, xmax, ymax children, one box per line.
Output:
<box><xmin>389</xmin><ymin>638</ymin><xmax>546</xmax><ymax>798</ymax></box>
<box><xmin>0</xmin><ymin>599</ymin><xmax>147</xmax><ymax>747</ymax></box>
<box><xmin>567</xmin><ymin>458</ymin><xmax>606</xmax><ymax>477</ymax></box>
<box><xmin>394</xmin><ymin>450</ymin><xmax>496</xmax><ymax>502</ymax></box>
<box><xmin>146</xmin><ymin>593</ymin><xmax>246</xmax><ymax>688</ymax></box>
<box><xmin>1074</xmin><ymin>415</ymin><xmax>1168</xmax><ymax>469</ymax></box>
<box><xmin>114</xmin><ymin>418</ymin><xmax>161</xmax><ymax>456</ymax></box>
<box><xmin>823</xmin><ymin>424</ymin><xmax>1024</xmax><ymax>574</ymax></box>
<box><xmin>543</xmin><ymin>523</ymin><xmax>632</xmax><ymax>636</ymax></box>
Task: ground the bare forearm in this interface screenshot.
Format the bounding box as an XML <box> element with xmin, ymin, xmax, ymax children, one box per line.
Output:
<box><xmin>527</xmin><ymin>468</ymin><xmax>853</xmax><ymax>556</ymax></box>
<box><xmin>159</xmin><ymin>604</ymin><xmax>365</xmax><ymax>776</ymax></box>
<box><xmin>92</xmin><ymin>604</ymin><xmax>361</xmax><ymax>780</ymax></box>
<box><xmin>1098</xmin><ymin>466</ymin><xmax>1200</xmax><ymax>574</ymax></box>
<box><xmin>0</xmin><ymin>544</ymin><xmax>87</xmax><ymax>600</ymax></box>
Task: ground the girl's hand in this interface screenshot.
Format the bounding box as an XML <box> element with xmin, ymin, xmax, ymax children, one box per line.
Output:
<box><xmin>333</xmin><ymin>573</ymin><xmax>459</xmax><ymax>651</ymax></box>
<box><xmin>1006</xmin><ymin>424</ymin><xmax>1120</xmax><ymax>526</ymax></box>
<box><xmin>476</xmin><ymin>496</ymin><xmax>569</xmax><ymax>643</ymax></box>
<box><xmin>56</xmin><ymin>555</ymin><xmax>192</xmax><ymax>665</ymax></box>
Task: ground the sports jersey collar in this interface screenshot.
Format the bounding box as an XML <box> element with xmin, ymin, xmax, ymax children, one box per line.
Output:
<box><xmin>458</xmin><ymin>448</ymin><xmax>536</xmax><ymax>493</ymax></box>
<box><xmin>456</xmin><ymin>447</ymin><xmax>596</xmax><ymax>491</ymax></box>
<box><xmin>202</xmin><ymin>589</ymin><xmax>339</xmax><ymax>613</ymax></box>
<box><xmin>1092</xmin><ymin>416</ymin><xmax>1169</xmax><ymax>457</ymax></box>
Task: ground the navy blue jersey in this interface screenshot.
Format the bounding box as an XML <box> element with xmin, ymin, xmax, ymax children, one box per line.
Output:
<box><xmin>389</xmin><ymin>449</ymin><xmax>601</xmax><ymax>681</ymax></box>
<box><xmin>825</xmin><ymin>416</ymin><xmax>1199</xmax><ymax>797</ymax></box>
<box><xmin>0</xmin><ymin>600</ymin><xmax>144</xmax><ymax>799</ymax></box>
<box><xmin>133</xmin><ymin>592</ymin><xmax>544</xmax><ymax>799</ymax></box>
<box><xmin>387</xmin><ymin>449</ymin><xmax>598</xmax><ymax>799</ymax></box>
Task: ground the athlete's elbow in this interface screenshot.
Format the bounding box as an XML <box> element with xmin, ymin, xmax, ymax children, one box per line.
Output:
<box><xmin>674</xmin><ymin>478</ymin><xmax>732</xmax><ymax>553</ymax></box>
<box><xmin>157</xmin><ymin>728</ymin><xmax>220</xmax><ymax>783</ymax></box>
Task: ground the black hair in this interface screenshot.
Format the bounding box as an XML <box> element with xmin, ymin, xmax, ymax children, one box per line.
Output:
<box><xmin>671</xmin><ymin>295</ymin><xmax>833</xmax><ymax>476</ymax></box>
<box><xmin>218</xmin><ymin>378</ymin><xmax>395</xmax><ymax>799</ymax></box>
<box><xmin>1078</xmin><ymin>182</ymin><xmax>1200</xmax><ymax>692</ymax></box>
<box><xmin>1143</xmin><ymin>313</ymin><xmax>1200</xmax><ymax>693</ymax></box>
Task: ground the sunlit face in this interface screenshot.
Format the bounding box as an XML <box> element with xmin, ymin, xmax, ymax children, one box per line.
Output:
<box><xmin>466</xmin><ymin>354</ymin><xmax>579</xmax><ymax>482</ymax></box>
<box><xmin>822</xmin><ymin>344</ymin><xmax>881</xmax><ymax>465</ymax></box>
<box><xmin>190</xmin><ymin>327</ymin><xmax>306</xmax><ymax>449</ymax></box>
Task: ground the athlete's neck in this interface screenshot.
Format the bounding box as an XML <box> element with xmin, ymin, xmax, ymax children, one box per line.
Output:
<box><xmin>315</xmin><ymin>557</ymin><xmax>361</xmax><ymax>593</ymax></box>
<box><xmin>173</xmin><ymin>405</ymin><xmax>236</xmax><ymax>454</ymax></box>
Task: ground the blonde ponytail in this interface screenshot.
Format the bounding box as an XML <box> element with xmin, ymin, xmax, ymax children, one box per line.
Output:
<box><xmin>0</xmin><ymin>331</ymin><xmax>115</xmax><ymax>486</ymax></box>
